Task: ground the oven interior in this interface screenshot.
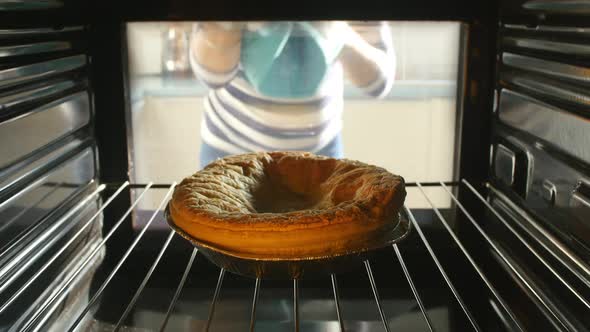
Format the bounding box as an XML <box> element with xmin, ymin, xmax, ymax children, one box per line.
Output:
<box><xmin>1</xmin><ymin>0</ymin><xmax>589</xmax><ymax>331</ymax></box>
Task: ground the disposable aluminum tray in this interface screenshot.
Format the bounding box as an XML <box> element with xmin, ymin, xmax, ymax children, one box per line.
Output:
<box><xmin>166</xmin><ymin>206</ymin><xmax>411</xmax><ymax>279</ymax></box>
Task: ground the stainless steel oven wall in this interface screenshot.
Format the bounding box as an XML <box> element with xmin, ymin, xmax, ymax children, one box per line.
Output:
<box><xmin>0</xmin><ymin>22</ymin><xmax>103</xmax><ymax>331</ymax></box>
<box><xmin>492</xmin><ymin>1</ymin><xmax>590</xmax><ymax>255</ymax></box>
<box><xmin>487</xmin><ymin>1</ymin><xmax>590</xmax><ymax>329</ymax></box>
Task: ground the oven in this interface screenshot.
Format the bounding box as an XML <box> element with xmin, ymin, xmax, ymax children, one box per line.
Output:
<box><xmin>0</xmin><ymin>0</ymin><xmax>589</xmax><ymax>331</ymax></box>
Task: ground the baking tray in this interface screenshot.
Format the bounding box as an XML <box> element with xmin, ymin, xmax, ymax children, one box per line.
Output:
<box><xmin>165</xmin><ymin>206</ymin><xmax>411</xmax><ymax>279</ymax></box>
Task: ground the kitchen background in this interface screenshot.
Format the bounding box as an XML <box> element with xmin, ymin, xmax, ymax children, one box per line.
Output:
<box><xmin>125</xmin><ymin>21</ymin><xmax>462</xmax><ymax>211</ymax></box>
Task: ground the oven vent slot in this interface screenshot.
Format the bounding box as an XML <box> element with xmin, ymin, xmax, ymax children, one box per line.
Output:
<box><xmin>0</xmin><ymin>91</ymin><xmax>91</xmax><ymax>174</ymax></box>
<box><xmin>523</xmin><ymin>0</ymin><xmax>590</xmax><ymax>14</ymax></box>
<box><xmin>503</xmin><ymin>36</ymin><xmax>590</xmax><ymax>58</ymax></box>
<box><xmin>502</xmin><ymin>53</ymin><xmax>590</xmax><ymax>85</ymax></box>
<box><xmin>0</xmin><ymin>0</ymin><xmax>63</xmax><ymax>11</ymax></box>
<box><xmin>0</xmin><ymin>55</ymin><xmax>86</xmax><ymax>92</ymax></box>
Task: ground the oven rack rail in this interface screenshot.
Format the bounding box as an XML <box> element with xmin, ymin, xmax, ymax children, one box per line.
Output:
<box><xmin>2</xmin><ymin>180</ymin><xmax>589</xmax><ymax>332</ymax></box>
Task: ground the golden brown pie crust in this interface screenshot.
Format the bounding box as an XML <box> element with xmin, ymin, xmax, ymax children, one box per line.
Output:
<box><xmin>169</xmin><ymin>151</ymin><xmax>406</xmax><ymax>258</ymax></box>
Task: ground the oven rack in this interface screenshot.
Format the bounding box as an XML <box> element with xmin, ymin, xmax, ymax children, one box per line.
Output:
<box><xmin>2</xmin><ymin>180</ymin><xmax>589</xmax><ymax>332</ymax></box>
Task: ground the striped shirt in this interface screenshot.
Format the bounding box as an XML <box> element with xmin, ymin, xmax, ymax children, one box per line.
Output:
<box><xmin>190</xmin><ymin>22</ymin><xmax>395</xmax><ymax>155</ymax></box>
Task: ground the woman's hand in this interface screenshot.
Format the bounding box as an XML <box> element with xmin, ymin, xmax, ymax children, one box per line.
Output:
<box><xmin>189</xmin><ymin>22</ymin><xmax>244</xmax><ymax>87</ymax></box>
<box><xmin>196</xmin><ymin>22</ymin><xmax>243</xmax><ymax>49</ymax></box>
<box><xmin>338</xmin><ymin>22</ymin><xmax>396</xmax><ymax>98</ymax></box>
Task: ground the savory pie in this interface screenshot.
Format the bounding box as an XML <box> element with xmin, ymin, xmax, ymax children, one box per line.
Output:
<box><xmin>168</xmin><ymin>151</ymin><xmax>406</xmax><ymax>258</ymax></box>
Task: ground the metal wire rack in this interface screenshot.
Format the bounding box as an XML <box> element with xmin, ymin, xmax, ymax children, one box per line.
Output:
<box><xmin>2</xmin><ymin>180</ymin><xmax>589</xmax><ymax>332</ymax></box>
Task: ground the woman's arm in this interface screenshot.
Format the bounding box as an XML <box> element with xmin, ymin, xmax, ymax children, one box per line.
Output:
<box><xmin>189</xmin><ymin>22</ymin><xmax>243</xmax><ymax>88</ymax></box>
<box><xmin>339</xmin><ymin>22</ymin><xmax>396</xmax><ymax>98</ymax></box>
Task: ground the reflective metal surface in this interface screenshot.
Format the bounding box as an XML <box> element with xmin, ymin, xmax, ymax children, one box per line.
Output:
<box><xmin>501</xmin><ymin>73</ymin><xmax>590</xmax><ymax>108</ymax></box>
<box><xmin>0</xmin><ymin>138</ymin><xmax>88</xmax><ymax>199</ymax></box>
<box><xmin>492</xmin><ymin>125</ymin><xmax>590</xmax><ymax>279</ymax></box>
<box><xmin>364</xmin><ymin>260</ymin><xmax>391</xmax><ymax>332</ymax></box>
<box><xmin>570</xmin><ymin>181</ymin><xmax>590</xmax><ymax>252</ymax></box>
<box><xmin>571</xmin><ymin>181</ymin><xmax>590</xmax><ymax>208</ymax></box>
<box><xmin>484</xmin><ymin>190</ymin><xmax>590</xmax><ymax>330</ymax></box>
<box><xmin>0</xmin><ymin>19</ymin><xmax>100</xmax><ymax>332</ymax></box>
<box><xmin>503</xmin><ymin>24</ymin><xmax>590</xmax><ymax>35</ymax></box>
<box><xmin>393</xmin><ymin>244</ymin><xmax>434</xmax><ymax>332</ymax></box>
<box><xmin>204</xmin><ymin>268</ymin><xmax>226</xmax><ymax>332</ymax></box>
<box><xmin>115</xmin><ymin>229</ymin><xmax>176</xmax><ymax>331</ymax></box>
<box><xmin>0</xmin><ymin>0</ymin><xmax>63</xmax><ymax>11</ymax></box>
<box><xmin>0</xmin><ymin>148</ymin><xmax>96</xmax><ymax>290</ymax></box>
<box><xmin>0</xmin><ymin>41</ymin><xmax>72</xmax><ymax>58</ymax></box>
<box><xmin>0</xmin><ymin>55</ymin><xmax>86</xmax><ymax>89</ymax></box>
<box><xmin>159</xmin><ymin>247</ymin><xmax>198</xmax><ymax>332</ymax></box>
<box><xmin>493</xmin><ymin>144</ymin><xmax>516</xmax><ymax>186</ymax></box>
<box><xmin>465</xmin><ymin>180</ymin><xmax>590</xmax><ymax>311</ymax></box>
<box><xmin>0</xmin><ymin>185</ymin><xmax>108</xmax><ymax>320</ymax></box>
<box><xmin>1</xmin><ymin>192</ymin><xmax>102</xmax><ymax>330</ymax></box>
<box><xmin>490</xmin><ymin>245</ymin><xmax>583</xmax><ymax>332</ymax></box>
<box><xmin>74</xmin><ymin>185</ymin><xmax>556</xmax><ymax>331</ymax></box>
<box><xmin>495</xmin><ymin>13</ymin><xmax>590</xmax><ymax>304</ymax></box>
<box><xmin>541</xmin><ymin>180</ymin><xmax>557</xmax><ymax>205</ymax></box>
<box><xmin>0</xmin><ymin>79</ymin><xmax>79</xmax><ymax>111</ymax></box>
<box><xmin>503</xmin><ymin>36</ymin><xmax>590</xmax><ymax>57</ymax></box>
<box><xmin>8</xmin><ymin>182</ymin><xmax>582</xmax><ymax>331</ymax></box>
<box><xmin>116</xmin><ymin>295</ymin><xmax>452</xmax><ymax>332</ymax></box>
<box><xmin>502</xmin><ymin>53</ymin><xmax>590</xmax><ymax>85</ymax></box>
<box><xmin>498</xmin><ymin>89</ymin><xmax>590</xmax><ymax>165</ymax></box>
<box><xmin>448</xmin><ymin>180</ymin><xmax>586</xmax><ymax>330</ymax></box>
<box><xmin>403</xmin><ymin>206</ymin><xmax>481</xmax><ymax>331</ymax></box>
<box><xmin>417</xmin><ymin>184</ymin><xmax>526</xmax><ymax>331</ymax></box>
<box><xmin>6</xmin><ymin>205</ymin><xmax>104</xmax><ymax>332</ymax></box>
<box><xmin>523</xmin><ymin>0</ymin><xmax>590</xmax><ymax>13</ymax></box>
<box><xmin>491</xmin><ymin>136</ymin><xmax>533</xmax><ymax>199</ymax></box>
<box><xmin>0</xmin><ymin>91</ymin><xmax>91</xmax><ymax>170</ymax></box>
<box><xmin>0</xmin><ymin>26</ymin><xmax>83</xmax><ymax>37</ymax></box>
<box><xmin>65</xmin><ymin>184</ymin><xmax>173</xmax><ymax>332</ymax></box>
<box><xmin>0</xmin><ymin>146</ymin><xmax>96</xmax><ymax>251</ymax></box>
<box><xmin>329</xmin><ymin>275</ymin><xmax>344</xmax><ymax>332</ymax></box>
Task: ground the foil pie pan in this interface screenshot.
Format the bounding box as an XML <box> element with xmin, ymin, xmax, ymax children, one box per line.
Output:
<box><xmin>165</xmin><ymin>206</ymin><xmax>411</xmax><ymax>280</ymax></box>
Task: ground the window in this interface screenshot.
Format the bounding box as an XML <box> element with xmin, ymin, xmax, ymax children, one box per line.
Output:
<box><xmin>125</xmin><ymin>21</ymin><xmax>463</xmax><ymax>219</ymax></box>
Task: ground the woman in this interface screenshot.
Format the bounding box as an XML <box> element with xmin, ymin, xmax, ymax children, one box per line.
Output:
<box><xmin>190</xmin><ymin>21</ymin><xmax>395</xmax><ymax>168</ymax></box>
